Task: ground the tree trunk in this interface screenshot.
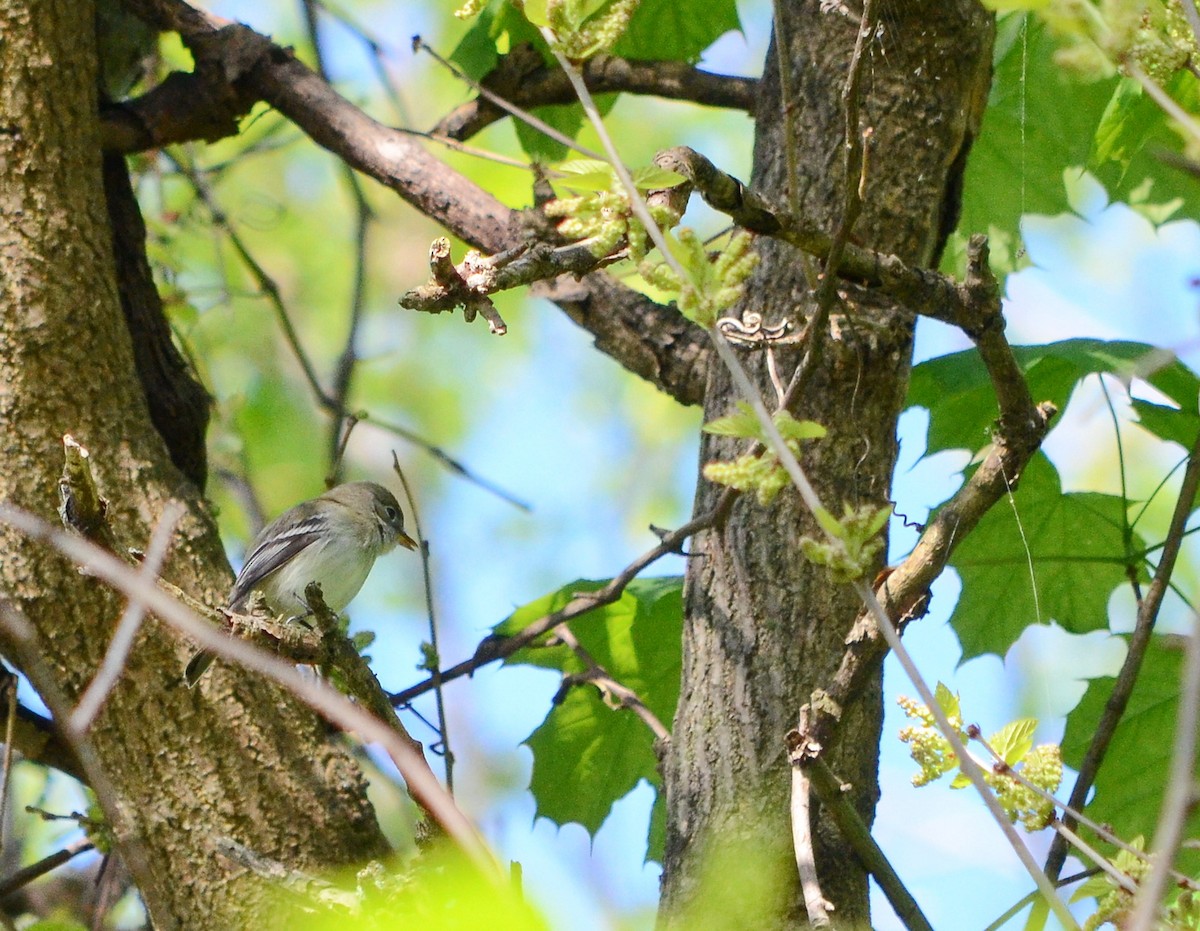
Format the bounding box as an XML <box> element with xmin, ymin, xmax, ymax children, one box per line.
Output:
<box><xmin>661</xmin><ymin>3</ymin><xmax>994</xmax><ymax>926</ymax></box>
<box><xmin>0</xmin><ymin>4</ymin><xmax>388</xmax><ymax>927</ymax></box>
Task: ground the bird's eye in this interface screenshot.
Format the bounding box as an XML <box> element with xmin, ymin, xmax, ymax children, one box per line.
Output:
<box><xmin>384</xmin><ymin>505</ymin><xmax>399</xmax><ymax>521</ymax></box>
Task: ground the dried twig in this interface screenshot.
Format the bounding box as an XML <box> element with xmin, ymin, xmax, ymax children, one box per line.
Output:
<box><xmin>803</xmin><ymin>758</ymin><xmax>933</xmax><ymax>931</ymax></box>
<box><xmin>790</xmin><ymin>767</ymin><xmax>831</xmax><ymax>927</ymax></box>
<box><xmin>391</xmin><ymin>453</ymin><xmax>454</xmax><ymax>791</ymax></box>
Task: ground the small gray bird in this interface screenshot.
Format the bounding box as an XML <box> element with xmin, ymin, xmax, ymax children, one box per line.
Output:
<box><xmin>185</xmin><ymin>481</ymin><xmax>417</xmax><ymax>686</ymax></box>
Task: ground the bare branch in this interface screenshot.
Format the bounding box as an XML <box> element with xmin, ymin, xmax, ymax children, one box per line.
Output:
<box><xmin>790</xmin><ymin>767</ymin><xmax>832</xmax><ymax>927</ymax></box>
<box><xmin>432</xmin><ymin>47</ymin><xmax>757</xmax><ymax>142</ymax></box>
<box><xmin>0</xmin><ymin>838</ymin><xmax>96</xmax><ymax>900</ymax></box>
<box><xmin>654</xmin><ymin>145</ymin><xmax>1006</xmax><ymax>333</ymax></box>
<box><xmin>392</xmin><ymin>493</ymin><xmax>733</xmax><ymax>706</ymax></box>
<box><xmin>110</xmin><ymin>0</ymin><xmax>712</xmax><ymax>403</ymax></box>
<box><xmin>802</xmin><ymin>758</ymin><xmax>933</xmax><ymax>931</ymax></box>
<box><xmin>554</xmin><ymin>626</ymin><xmax>670</xmax><ymax>744</ymax></box>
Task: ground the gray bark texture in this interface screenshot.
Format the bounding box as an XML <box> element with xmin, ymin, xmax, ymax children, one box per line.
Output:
<box><xmin>0</xmin><ymin>3</ymin><xmax>389</xmax><ymax>927</ymax></box>
<box><xmin>660</xmin><ymin>3</ymin><xmax>994</xmax><ymax>927</ymax></box>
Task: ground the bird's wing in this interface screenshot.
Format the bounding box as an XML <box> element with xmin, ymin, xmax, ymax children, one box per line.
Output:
<box><xmin>227</xmin><ymin>513</ymin><xmax>325</xmax><ymax>609</ymax></box>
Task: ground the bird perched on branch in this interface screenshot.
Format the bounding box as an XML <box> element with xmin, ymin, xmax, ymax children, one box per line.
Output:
<box><xmin>185</xmin><ymin>481</ymin><xmax>417</xmax><ymax>686</ymax></box>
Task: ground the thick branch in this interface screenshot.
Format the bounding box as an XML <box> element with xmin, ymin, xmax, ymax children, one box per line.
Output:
<box><xmin>115</xmin><ymin>0</ymin><xmax>709</xmax><ymax>404</ymax></box>
<box><xmin>400</xmin><ymin>239</ymin><xmax>711</xmax><ymax>403</ymax></box>
<box><xmin>655</xmin><ymin>145</ymin><xmax>999</xmax><ymax>332</ymax></box>
<box><xmin>793</xmin><ymin>240</ymin><xmax>1055</xmax><ymax>761</ymax></box>
<box><xmin>433</xmin><ymin>47</ymin><xmax>757</xmax><ymax>141</ymax></box>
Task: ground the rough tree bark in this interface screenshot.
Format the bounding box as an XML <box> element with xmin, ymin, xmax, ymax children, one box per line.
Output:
<box><xmin>661</xmin><ymin>4</ymin><xmax>994</xmax><ymax>926</ymax></box>
<box><xmin>0</xmin><ymin>4</ymin><xmax>388</xmax><ymax>927</ymax></box>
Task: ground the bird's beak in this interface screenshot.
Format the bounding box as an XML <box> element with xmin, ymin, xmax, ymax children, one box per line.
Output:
<box><xmin>397</xmin><ymin>530</ymin><xmax>418</xmax><ymax>551</ymax></box>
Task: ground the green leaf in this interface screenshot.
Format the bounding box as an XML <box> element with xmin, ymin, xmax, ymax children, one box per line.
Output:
<box><xmin>630</xmin><ymin>165</ymin><xmax>686</xmax><ymax>190</ymax></box>
<box><xmin>952</xmin><ymin>17</ymin><xmax>1120</xmax><ymax>270</ymax></box>
<box><xmin>498</xmin><ymin>577</ymin><xmax>683</xmax><ymax>861</ymax></box>
<box><xmin>947</xmin><ymin>453</ymin><xmax>1146</xmax><ymax>660</ymax></box>
<box><xmin>951</xmin><ymin>18</ymin><xmax>1200</xmax><ymax>276</ymax></box>
<box><xmin>449</xmin><ymin>5</ymin><xmax>501</xmax><ymax>79</ymax></box>
<box><xmin>702</xmin><ymin>401</ymin><xmax>763</xmax><ymax>440</ymax></box>
<box><xmin>934</xmin><ymin>681</ymin><xmax>961</xmax><ymax>721</ymax></box>
<box><xmin>908</xmin><ymin>339</ymin><xmax>1200</xmax><ymax>457</ymax></box>
<box><xmin>515</xmin><ymin>103</ymin><xmax>587</xmax><ymax>163</ymax></box>
<box><xmin>523</xmin><ymin>0</ymin><xmax>551</xmax><ymax>27</ymax></box>
<box><xmin>987</xmin><ymin>718</ymin><xmax>1036</xmax><ymax>766</ymax></box>
<box><xmin>1063</xmin><ymin>639</ymin><xmax>1200</xmax><ymax>875</ymax></box>
<box><xmin>774</xmin><ymin>411</ymin><xmax>826</xmax><ymax>443</ymax></box>
<box><xmin>554</xmin><ymin>158</ymin><xmax>615</xmax><ymax>181</ymax></box>
<box><xmin>611</xmin><ymin>0</ymin><xmax>741</xmax><ymax>64</ymax></box>
<box><xmin>863</xmin><ymin>502</ymin><xmax>893</xmax><ymax>537</ymax></box>
<box><xmin>813</xmin><ymin>506</ymin><xmax>846</xmax><ymax>539</ymax></box>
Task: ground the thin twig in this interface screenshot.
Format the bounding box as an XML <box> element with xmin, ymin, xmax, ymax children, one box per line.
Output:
<box><xmin>554</xmin><ymin>627</ymin><xmax>669</xmax><ymax>743</ymax></box>
<box><xmin>68</xmin><ymin>503</ymin><xmax>185</xmax><ymax>735</ymax></box>
<box><xmin>0</xmin><ymin>674</ymin><xmax>14</xmax><ymax>854</ymax></box>
<box><xmin>413</xmin><ymin>37</ymin><xmax>605</xmax><ymax>161</ymax></box>
<box><xmin>853</xmin><ymin>579</ymin><xmax>1080</xmax><ymax>928</ymax></box>
<box><xmin>90</xmin><ymin>853</ymin><xmax>122</xmax><ymax>931</ymax></box>
<box><xmin>0</xmin><ymin>838</ymin><xmax>96</xmax><ymax>899</ymax></box>
<box><xmin>0</xmin><ymin>504</ymin><xmax>496</xmax><ymax>877</ymax></box>
<box><xmin>391</xmin><ymin>494</ymin><xmax>732</xmax><ymax>705</ymax></box>
<box><xmin>973</xmin><ymin>731</ymin><xmax>1196</xmax><ymax>890</ymax></box>
<box><xmin>1052</xmin><ymin>820</ymin><xmax>1137</xmax><ymax>894</ymax></box>
<box><xmin>790</xmin><ymin>768</ymin><xmax>831</xmax><ymax>926</ymax></box>
<box><xmin>1128</xmin><ymin>611</ymin><xmax>1200</xmax><ymax>929</ymax></box>
<box><xmin>1046</xmin><ymin>425</ymin><xmax>1200</xmax><ymax>880</ymax></box>
<box><xmin>391</xmin><ymin>453</ymin><xmax>454</xmax><ymax>792</ymax></box>
<box><xmin>0</xmin><ymin>605</ymin><xmax>151</xmax><ymax>891</ymax></box>
<box><xmin>805</xmin><ymin>759</ymin><xmax>933</xmax><ymax>931</ymax></box>
<box><xmin>301</xmin><ymin>0</ymin><xmax>376</xmax><ymax>475</ymax></box>
<box><xmin>982</xmin><ymin>870</ymin><xmax>1100</xmax><ymax>931</ymax></box>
